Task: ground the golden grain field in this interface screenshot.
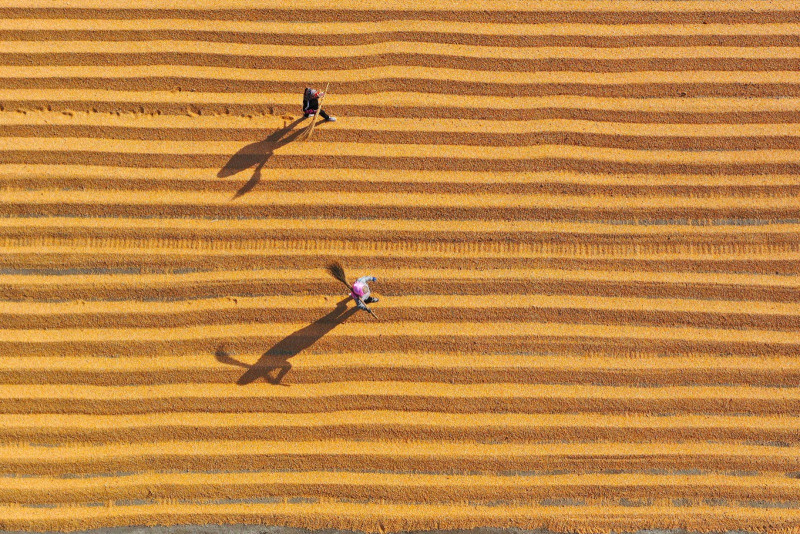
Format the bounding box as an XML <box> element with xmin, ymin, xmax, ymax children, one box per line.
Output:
<box><xmin>1</xmin><ymin>0</ymin><xmax>800</xmax><ymax>532</ymax></box>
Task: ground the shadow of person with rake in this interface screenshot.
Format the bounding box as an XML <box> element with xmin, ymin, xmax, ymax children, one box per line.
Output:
<box><xmin>215</xmin><ymin>298</ymin><xmax>358</xmax><ymax>386</ymax></box>
<box><xmin>217</xmin><ymin>117</ymin><xmax>308</xmax><ymax>200</ymax></box>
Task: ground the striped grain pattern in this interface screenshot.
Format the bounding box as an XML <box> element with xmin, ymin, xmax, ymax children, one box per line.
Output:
<box><xmin>1</xmin><ymin>0</ymin><xmax>799</xmax><ymax>532</ymax></box>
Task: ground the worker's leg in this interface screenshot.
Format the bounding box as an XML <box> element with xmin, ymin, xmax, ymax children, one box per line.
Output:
<box><xmin>318</xmin><ymin>109</ymin><xmax>331</xmax><ymax>121</ymax></box>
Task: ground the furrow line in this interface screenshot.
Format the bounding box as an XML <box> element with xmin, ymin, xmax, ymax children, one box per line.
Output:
<box><xmin>7</xmin><ymin>103</ymin><xmax>800</xmax><ymax>123</ymax></box>
<box><xmin>4</xmin><ymin>382</ymin><xmax>800</xmax><ymax>417</ymax></box>
<box><xmin>3</xmin><ymin>412</ymin><xmax>800</xmax><ymax>444</ymax></box>
<box><xmin>10</xmin><ymin>53</ymin><xmax>800</xmax><ymax>74</ymax></box>
<box><xmin>12</xmin><ymin>177</ymin><xmax>793</xmax><ymax>197</ymax></box>
<box><xmin>2</xmin><ymin>334</ymin><xmax>796</xmax><ymax>358</ymax></box>
<box><xmin>10</xmin><ymin>111</ymin><xmax>800</xmax><ymax>136</ymax></box>
<box><xmin>2</xmin><ymin>306</ymin><xmax>799</xmax><ymax>332</ymax></box>
<box><xmin>3</xmin><ymin>203</ymin><xmax>800</xmax><ymax>223</ymax></box>
<box><xmin>9</xmin><ymin>91</ymin><xmax>800</xmax><ymax>113</ymax></box>
<box><xmin>11</xmin><ymin>65</ymin><xmax>800</xmax><ymax>84</ymax></box>
<box><xmin>10</xmin><ymin>394</ymin><xmax>800</xmax><ymax>417</ymax></box>
<box><xmin>10</xmin><ymin>91</ymin><xmax>800</xmax><ymax>122</ymax></box>
<box><xmin>11</xmin><ymin>30</ymin><xmax>800</xmax><ymax>49</ymax></box>
<box><xmin>1</xmin><ymin>501</ymin><xmax>799</xmax><ymax>534</ymax></box>
<box><xmin>5</xmin><ymin>266</ymin><xmax>796</xmax><ymax>288</ymax></box>
<box><xmin>5</xmin><ymin>165</ymin><xmax>800</xmax><ymax>187</ymax></box>
<box><xmin>2</xmin><ymin>217</ymin><xmax>799</xmax><ymax>236</ymax></box>
<box><xmin>3</xmin><ymin>295</ymin><xmax>800</xmax><ymax>331</ymax></box>
<box><xmin>6</xmin><ymin>1</ymin><xmax>800</xmax><ymax>12</ymax></box>
<box><xmin>4</xmin><ymin>268</ymin><xmax>800</xmax><ymax>302</ymax></box>
<box><xmin>6</xmin><ymin>245</ymin><xmax>797</xmax><ymax>267</ymax></box>
<box><xmin>9</xmin><ymin>114</ymin><xmax>800</xmax><ymax>138</ymax></box>
<box><xmin>0</xmin><ymin>234</ymin><xmax>796</xmax><ymax>259</ymax></box>
<box><xmin>11</xmin><ymin>125</ymin><xmax>800</xmax><ymax>152</ymax></box>
<box><xmin>4</xmin><ymin>4</ymin><xmax>800</xmax><ymax>24</ymax></box>
<box><xmin>3</xmin><ymin>170</ymin><xmax>800</xmax><ymax>198</ymax></box>
<box><xmin>1</xmin><ymin>354</ymin><xmax>799</xmax><ymax>387</ymax></box>
<box><xmin>2</xmin><ymin>253</ymin><xmax>796</xmax><ymax>277</ymax></box>
<box><xmin>17</xmin><ymin>41</ymin><xmax>800</xmax><ymax>60</ymax></box>
<box><xmin>8</xmin><ymin>293</ymin><xmax>800</xmax><ymax>322</ymax></box>
<box><xmin>10</xmin><ymin>77</ymin><xmax>800</xmax><ymax>98</ymax></box>
<box><xmin>9</xmin><ymin>151</ymin><xmax>800</xmax><ymax>176</ymax></box>
<box><xmin>2</xmin><ymin>470</ymin><xmax>800</xmax><ymax>506</ymax></box>
<box><xmin>8</xmin><ymin>20</ymin><xmax>800</xmax><ymax>38</ymax></box>
<box><xmin>11</xmin><ymin>138</ymin><xmax>800</xmax><ymax>166</ymax></box>
<box><xmin>4</xmin><ymin>440</ymin><xmax>800</xmax><ymax>477</ymax></box>
<box><xmin>0</xmin><ymin>187</ymin><xmax>797</xmax><ymax>210</ymax></box>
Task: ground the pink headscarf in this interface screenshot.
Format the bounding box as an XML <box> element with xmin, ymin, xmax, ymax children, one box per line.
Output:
<box><xmin>351</xmin><ymin>280</ymin><xmax>368</xmax><ymax>298</ymax></box>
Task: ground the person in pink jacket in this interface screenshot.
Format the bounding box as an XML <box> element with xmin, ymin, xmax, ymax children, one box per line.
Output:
<box><xmin>350</xmin><ymin>275</ymin><xmax>378</xmax><ymax>311</ymax></box>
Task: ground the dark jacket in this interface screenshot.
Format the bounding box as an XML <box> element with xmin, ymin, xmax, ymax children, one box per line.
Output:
<box><xmin>303</xmin><ymin>88</ymin><xmax>321</xmax><ymax>115</ymax></box>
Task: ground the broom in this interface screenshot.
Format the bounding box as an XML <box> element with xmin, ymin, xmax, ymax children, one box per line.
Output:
<box><xmin>326</xmin><ymin>261</ymin><xmax>378</xmax><ymax>319</ymax></box>
<box><xmin>302</xmin><ymin>82</ymin><xmax>330</xmax><ymax>142</ymax></box>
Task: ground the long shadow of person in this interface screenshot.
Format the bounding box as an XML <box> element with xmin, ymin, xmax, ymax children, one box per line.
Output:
<box><xmin>215</xmin><ymin>298</ymin><xmax>357</xmax><ymax>386</ymax></box>
<box><xmin>217</xmin><ymin>117</ymin><xmax>307</xmax><ymax>199</ymax></box>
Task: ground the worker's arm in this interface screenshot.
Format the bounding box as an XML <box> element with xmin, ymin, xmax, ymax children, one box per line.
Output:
<box><xmin>355</xmin><ymin>276</ymin><xmax>377</xmax><ymax>284</ymax></box>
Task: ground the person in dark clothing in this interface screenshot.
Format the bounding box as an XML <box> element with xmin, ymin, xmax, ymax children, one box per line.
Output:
<box><xmin>303</xmin><ymin>87</ymin><xmax>336</xmax><ymax>122</ymax></box>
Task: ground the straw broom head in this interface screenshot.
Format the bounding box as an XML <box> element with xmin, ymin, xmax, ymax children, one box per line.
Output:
<box><xmin>326</xmin><ymin>261</ymin><xmax>350</xmax><ymax>288</ymax></box>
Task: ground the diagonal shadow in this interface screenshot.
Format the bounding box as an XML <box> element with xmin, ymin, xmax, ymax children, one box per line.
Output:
<box><xmin>217</xmin><ymin>117</ymin><xmax>307</xmax><ymax>199</ymax></box>
<box><xmin>215</xmin><ymin>298</ymin><xmax>357</xmax><ymax>386</ymax></box>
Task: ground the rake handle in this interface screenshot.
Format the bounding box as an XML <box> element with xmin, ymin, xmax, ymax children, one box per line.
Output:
<box><xmin>304</xmin><ymin>82</ymin><xmax>330</xmax><ymax>141</ymax></box>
